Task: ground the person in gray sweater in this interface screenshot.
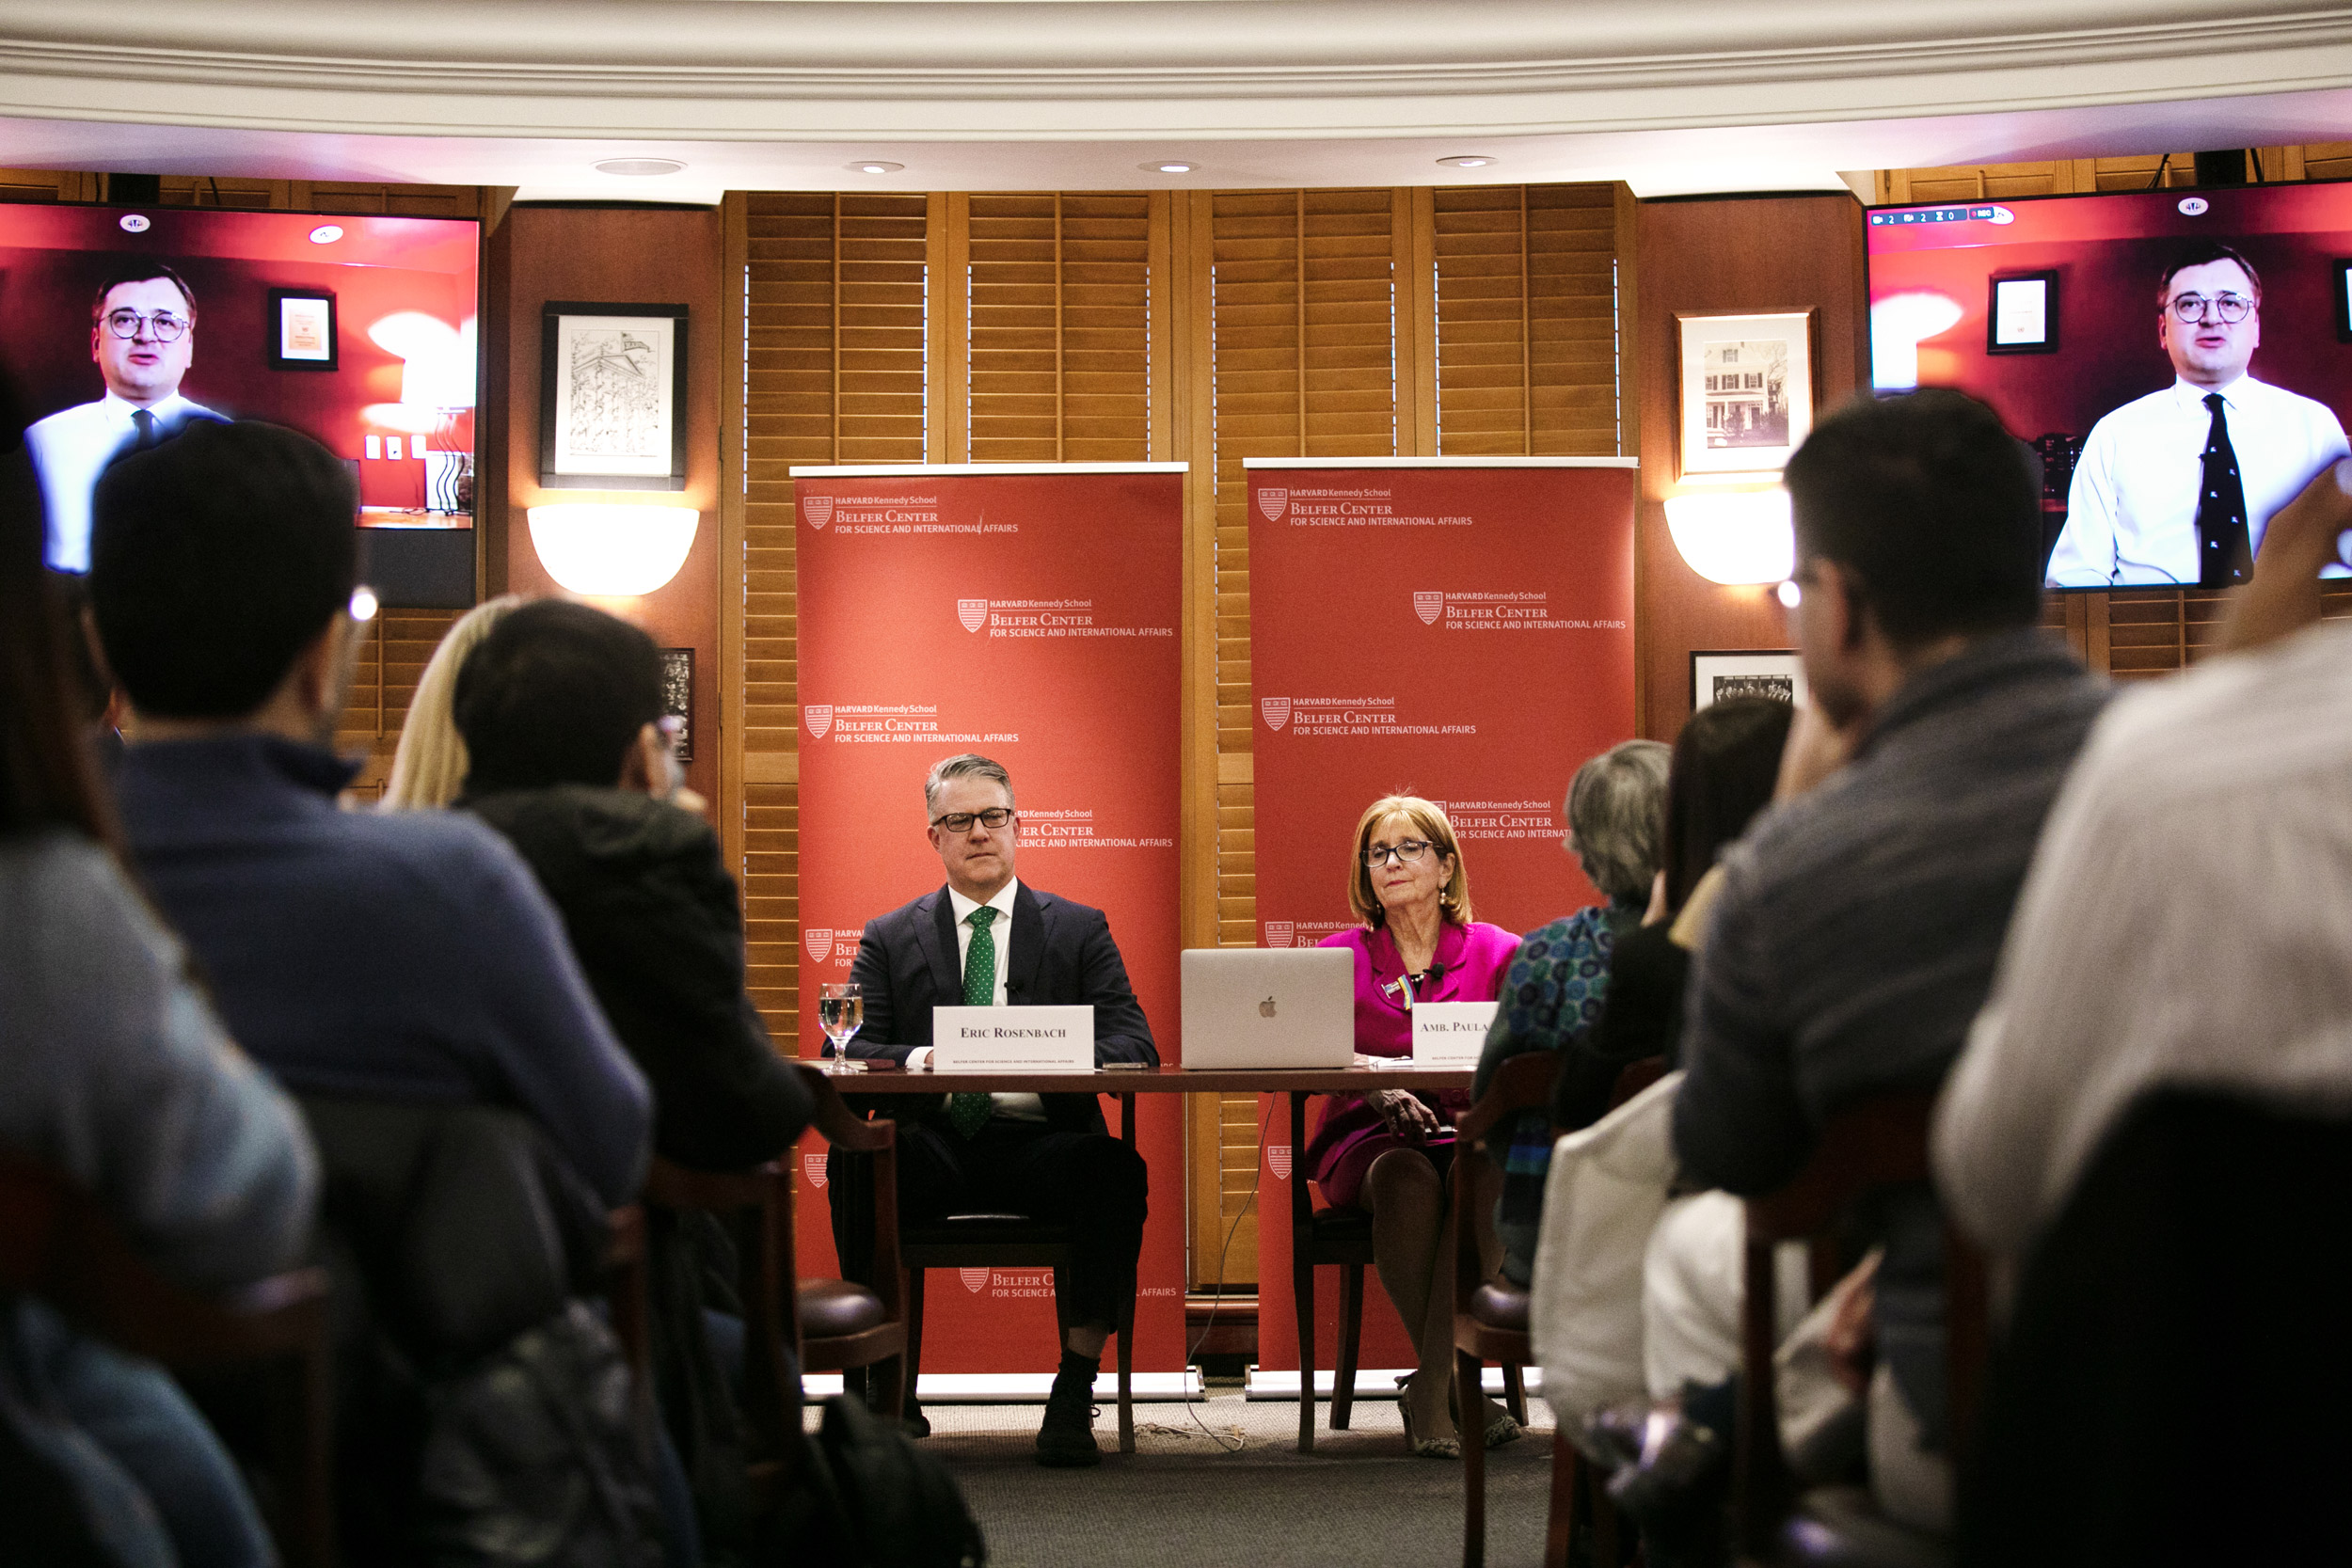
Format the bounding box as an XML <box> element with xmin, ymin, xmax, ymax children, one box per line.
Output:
<box><xmin>0</xmin><ymin>414</ymin><xmax>317</xmax><ymax>1566</ymax></box>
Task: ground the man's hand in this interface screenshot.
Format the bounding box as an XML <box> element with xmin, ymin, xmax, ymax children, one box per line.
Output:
<box><xmin>2222</xmin><ymin>457</ymin><xmax>2352</xmax><ymax>654</ymax></box>
<box><xmin>1772</xmin><ymin>702</ymin><xmax>1854</xmax><ymax>803</ymax></box>
<box><xmin>1371</xmin><ymin>1088</ymin><xmax>1442</xmax><ymax>1143</ymax></box>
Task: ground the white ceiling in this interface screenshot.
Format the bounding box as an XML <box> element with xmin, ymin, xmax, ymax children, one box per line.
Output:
<box><xmin>5</xmin><ymin>1</ymin><xmax>2352</xmax><ymax>199</ymax></box>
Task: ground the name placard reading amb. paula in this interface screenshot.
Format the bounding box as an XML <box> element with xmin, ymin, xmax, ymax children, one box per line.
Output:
<box><xmin>1412</xmin><ymin>1000</ymin><xmax>1498</xmax><ymax>1067</ymax></box>
<box><xmin>931</xmin><ymin>1005</ymin><xmax>1095</xmax><ymax>1071</ymax></box>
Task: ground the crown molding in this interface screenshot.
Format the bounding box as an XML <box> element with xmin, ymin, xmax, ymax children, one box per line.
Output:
<box><xmin>5</xmin><ymin>2</ymin><xmax>2352</xmax><ymax>141</ymax></box>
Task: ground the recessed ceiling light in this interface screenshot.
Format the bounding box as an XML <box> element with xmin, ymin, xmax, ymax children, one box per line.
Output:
<box><xmin>308</xmin><ymin>224</ymin><xmax>343</xmax><ymax>245</ymax></box>
<box><xmin>847</xmin><ymin>161</ymin><xmax>905</xmax><ymax>175</ymax></box>
<box><xmin>1437</xmin><ymin>155</ymin><xmax>1498</xmax><ymax>169</ymax></box>
<box><xmin>1142</xmin><ymin>161</ymin><xmax>1197</xmax><ymax>174</ymax></box>
<box><xmin>595</xmin><ymin>158</ymin><xmax>687</xmax><ymax>177</ymax></box>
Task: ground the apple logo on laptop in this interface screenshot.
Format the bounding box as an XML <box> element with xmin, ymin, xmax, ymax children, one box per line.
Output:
<box><xmin>1260</xmin><ymin>996</ymin><xmax>1277</xmax><ymax>1018</ymax></box>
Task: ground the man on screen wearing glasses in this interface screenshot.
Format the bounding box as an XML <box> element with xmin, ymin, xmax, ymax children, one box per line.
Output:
<box><xmin>26</xmin><ymin>263</ymin><xmax>224</xmax><ymax>573</ymax></box>
<box><xmin>2048</xmin><ymin>243</ymin><xmax>2349</xmax><ymax>589</ymax></box>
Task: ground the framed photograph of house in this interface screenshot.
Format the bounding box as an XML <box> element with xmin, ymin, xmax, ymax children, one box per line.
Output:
<box><xmin>266</xmin><ymin>288</ymin><xmax>337</xmax><ymax>372</ymax></box>
<box><xmin>658</xmin><ymin>648</ymin><xmax>694</xmax><ymax>762</ymax></box>
<box><xmin>538</xmin><ymin>301</ymin><xmax>689</xmax><ymax>490</ymax></box>
<box><xmin>1691</xmin><ymin>649</ymin><xmax>1807</xmax><ymax>711</ymax></box>
<box><xmin>1677</xmin><ymin>310</ymin><xmax>1815</xmax><ymax>479</ymax></box>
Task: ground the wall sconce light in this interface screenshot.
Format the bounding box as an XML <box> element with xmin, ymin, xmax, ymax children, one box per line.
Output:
<box><xmin>528</xmin><ymin>504</ymin><xmax>699</xmax><ymax>596</ymax></box>
<box><xmin>1870</xmin><ymin>291</ymin><xmax>1964</xmax><ymax>391</ymax></box>
<box><xmin>1663</xmin><ymin>487</ymin><xmax>1795</xmax><ymax>585</ymax></box>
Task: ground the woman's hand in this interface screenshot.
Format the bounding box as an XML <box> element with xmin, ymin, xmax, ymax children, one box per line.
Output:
<box><xmin>1371</xmin><ymin>1089</ymin><xmax>1443</xmax><ymax>1143</ymax></box>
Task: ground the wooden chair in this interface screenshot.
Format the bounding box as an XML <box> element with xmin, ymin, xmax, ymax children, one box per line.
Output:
<box><xmin>1452</xmin><ymin>1052</ymin><xmax>1553</xmax><ymax>1568</ymax></box>
<box><xmin>899</xmin><ymin>1091</ymin><xmax>1139</xmax><ymax>1453</ymax></box>
<box><xmin>1288</xmin><ymin>1088</ymin><xmax>1376</xmax><ymax>1452</ymax></box>
<box><xmin>0</xmin><ymin>1155</ymin><xmax>337</xmax><ymax>1568</ymax></box>
<box><xmin>1732</xmin><ymin>1091</ymin><xmax>1989</xmax><ymax>1568</ymax></box>
<box><xmin>641</xmin><ymin>1065</ymin><xmax>906</xmax><ymax>1483</ymax></box>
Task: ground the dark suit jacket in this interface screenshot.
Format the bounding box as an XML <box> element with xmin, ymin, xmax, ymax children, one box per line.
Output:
<box><xmin>846</xmin><ymin>880</ymin><xmax>1156</xmax><ymax>1134</ymax></box>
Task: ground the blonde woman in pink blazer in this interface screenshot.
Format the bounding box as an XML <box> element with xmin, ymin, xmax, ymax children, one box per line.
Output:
<box><xmin>1303</xmin><ymin>794</ymin><xmax>1521</xmax><ymax>1456</ymax></box>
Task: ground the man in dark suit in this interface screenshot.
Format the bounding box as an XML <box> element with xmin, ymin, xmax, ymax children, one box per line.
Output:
<box><xmin>832</xmin><ymin>752</ymin><xmax>1155</xmax><ymax>1467</ymax></box>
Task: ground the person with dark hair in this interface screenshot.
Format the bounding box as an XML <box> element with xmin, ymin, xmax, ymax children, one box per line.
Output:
<box><xmin>2050</xmin><ymin>240</ymin><xmax>2348</xmax><ymax>587</ymax></box>
<box><xmin>1656</xmin><ymin>388</ymin><xmax>2107</xmax><ymax>1537</ymax></box>
<box><xmin>0</xmin><ymin>390</ymin><xmax>317</xmax><ymax>1568</ymax></box>
<box><xmin>453</xmin><ymin>597</ymin><xmax>815</xmax><ymax>1169</ymax></box>
<box><xmin>25</xmin><ymin>262</ymin><xmax>223</xmax><ymax>573</ymax></box>
<box><xmin>1562</xmin><ymin>696</ymin><xmax>1794</xmax><ymax>1121</ymax></box>
<box><xmin>452</xmin><ymin>599</ymin><xmax>812</xmax><ymax>1554</ymax></box>
<box><xmin>1472</xmin><ymin>739</ymin><xmax>1669</xmax><ymax>1287</ymax></box>
<box><xmin>87</xmin><ymin>420</ymin><xmax>651</xmax><ymax>1208</ymax></box>
<box><xmin>837</xmin><ymin>752</ymin><xmax>1157</xmax><ymax>1466</ymax></box>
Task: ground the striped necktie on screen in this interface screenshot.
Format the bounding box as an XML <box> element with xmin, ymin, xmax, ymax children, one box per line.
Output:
<box><xmin>946</xmin><ymin>907</ymin><xmax>998</xmax><ymax>1138</ymax></box>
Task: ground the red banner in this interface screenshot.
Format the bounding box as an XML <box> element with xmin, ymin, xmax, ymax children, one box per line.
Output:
<box><xmin>791</xmin><ymin>464</ymin><xmax>1187</xmax><ymax>1375</ymax></box>
<box><xmin>1246</xmin><ymin>459</ymin><xmax>1639</xmax><ymax>1374</ymax></box>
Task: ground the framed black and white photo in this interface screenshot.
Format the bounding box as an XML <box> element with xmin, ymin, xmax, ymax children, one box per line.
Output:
<box><xmin>538</xmin><ymin>301</ymin><xmax>689</xmax><ymax>490</ymax></box>
<box><xmin>267</xmin><ymin>288</ymin><xmax>337</xmax><ymax>371</ymax></box>
<box><xmin>658</xmin><ymin>648</ymin><xmax>694</xmax><ymax>762</ymax></box>
<box><xmin>1677</xmin><ymin>309</ymin><xmax>1815</xmax><ymax>479</ymax></box>
<box><xmin>1987</xmin><ymin>271</ymin><xmax>2060</xmax><ymax>355</ymax></box>
<box><xmin>1691</xmin><ymin>649</ymin><xmax>1806</xmax><ymax>711</ymax></box>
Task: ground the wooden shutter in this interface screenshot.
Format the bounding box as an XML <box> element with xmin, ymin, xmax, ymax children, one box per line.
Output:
<box><xmin>965</xmin><ymin>193</ymin><xmax>1152</xmax><ymax>463</ymax></box>
<box><xmin>1433</xmin><ymin>183</ymin><xmax>1619</xmax><ymax>456</ymax></box>
<box><xmin>738</xmin><ymin>193</ymin><xmax>930</xmax><ymax>1030</ymax></box>
<box><xmin>334</xmin><ymin>609</ymin><xmax>461</xmax><ymax>800</ymax></box>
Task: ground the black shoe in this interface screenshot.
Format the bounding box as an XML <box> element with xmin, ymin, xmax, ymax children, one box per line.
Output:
<box><xmin>900</xmin><ymin>1401</ymin><xmax>931</xmax><ymax>1439</ymax></box>
<box><xmin>1035</xmin><ymin>1370</ymin><xmax>1103</xmax><ymax>1467</ymax></box>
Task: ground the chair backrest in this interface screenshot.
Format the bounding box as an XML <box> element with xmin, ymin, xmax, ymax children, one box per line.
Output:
<box><xmin>1731</xmin><ymin>1091</ymin><xmax>1988</xmax><ymax>1558</ymax></box>
<box><xmin>1453</xmin><ymin>1051</ymin><xmax>1562</xmax><ymax>1312</ymax></box>
<box><xmin>0</xmin><ymin>1153</ymin><xmax>328</xmax><ymax>1366</ymax></box>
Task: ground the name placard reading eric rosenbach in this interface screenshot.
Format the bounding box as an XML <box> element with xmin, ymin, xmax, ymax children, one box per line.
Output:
<box><xmin>930</xmin><ymin>1005</ymin><xmax>1095</xmax><ymax>1071</ymax></box>
<box><xmin>1411</xmin><ymin>1000</ymin><xmax>1498</xmax><ymax>1067</ymax></box>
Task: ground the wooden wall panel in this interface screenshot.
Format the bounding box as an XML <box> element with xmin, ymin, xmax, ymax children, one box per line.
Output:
<box><xmin>1633</xmin><ymin>194</ymin><xmax>1869</xmax><ymax>741</ymax></box>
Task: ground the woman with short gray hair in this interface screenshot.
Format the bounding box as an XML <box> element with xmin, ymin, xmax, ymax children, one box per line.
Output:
<box><xmin>1473</xmin><ymin>738</ymin><xmax>1670</xmax><ymax>1284</ymax></box>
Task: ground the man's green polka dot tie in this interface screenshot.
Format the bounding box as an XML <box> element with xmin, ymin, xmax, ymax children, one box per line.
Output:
<box><xmin>946</xmin><ymin>907</ymin><xmax>998</xmax><ymax>1139</ymax></box>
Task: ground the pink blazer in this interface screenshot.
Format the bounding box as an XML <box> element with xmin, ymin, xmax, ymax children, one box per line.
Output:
<box><xmin>1301</xmin><ymin>918</ymin><xmax>1520</xmax><ymax>1197</ymax></box>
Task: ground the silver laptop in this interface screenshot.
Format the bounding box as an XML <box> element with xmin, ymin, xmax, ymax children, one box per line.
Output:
<box><xmin>1181</xmin><ymin>947</ymin><xmax>1355</xmax><ymax>1069</ymax></box>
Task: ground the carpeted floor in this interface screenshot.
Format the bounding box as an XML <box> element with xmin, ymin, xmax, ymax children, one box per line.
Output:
<box><xmin>911</xmin><ymin>1387</ymin><xmax>1563</xmax><ymax>1568</ymax></box>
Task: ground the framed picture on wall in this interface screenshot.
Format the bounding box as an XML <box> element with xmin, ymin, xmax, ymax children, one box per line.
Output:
<box><xmin>1677</xmin><ymin>309</ymin><xmax>1815</xmax><ymax>479</ymax></box>
<box><xmin>2336</xmin><ymin>260</ymin><xmax>2352</xmax><ymax>342</ymax></box>
<box><xmin>1987</xmin><ymin>271</ymin><xmax>2060</xmax><ymax>355</ymax></box>
<box><xmin>1692</xmin><ymin>649</ymin><xmax>1807</xmax><ymax>711</ymax></box>
<box><xmin>658</xmin><ymin>648</ymin><xmax>693</xmax><ymax>762</ymax></box>
<box><xmin>266</xmin><ymin>288</ymin><xmax>338</xmax><ymax>372</ymax></box>
<box><xmin>538</xmin><ymin>301</ymin><xmax>689</xmax><ymax>490</ymax></box>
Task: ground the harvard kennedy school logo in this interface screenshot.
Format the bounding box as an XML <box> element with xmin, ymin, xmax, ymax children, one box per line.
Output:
<box><xmin>1260</xmin><ymin>696</ymin><xmax>1291</xmax><ymax>732</ymax></box>
<box><xmin>961</xmin><ymin>1267</ymin><xmax>990</xmax><ymax>1293</ymax></box>
<box><xmin>803</xmin><ymin>927</ymin><xmax>834</xmax><ymax>963</ymax></box>
<box><xmin>803</xmin><ymin>1150</ymin><xmax>828</xmax><ymax>1189</ymax></box>
<box><xmin>1256</xmin><ymin>486</ymin><xmax>1290</xmax><ymax>523</ymax></box>
<box><xmin>1414</xmin><ymin>590</ymin><xmax>1444</xmax><ymax>626</ymax></box>
<box><xmin>1263</xmin><ymin>920</ymin><xmax>1295</xmax><ymax>948</ymax></box>
<box><xmin>958</xmin><ymin>598</ymin><xmax>989</xmax><ymax>633</ymax></box>
<box><xmin>804</xmin><ymin>705</ymin><xmax>834</xmax><ymax>740</ymax></box>
<box><xmin>1265</xmin><ymin>1145</ymin><xmax>1293</xmax><ymax>1180</ymax></box>
<box><xmin>802</xmin><ymin>493</ymin><xmax>834</xmax><ymax>530</ymax></box>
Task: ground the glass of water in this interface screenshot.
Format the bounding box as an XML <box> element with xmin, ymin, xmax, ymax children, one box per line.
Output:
<box><xmin>819</xmin><ymin>982</ymin><xmax>864</xmax><ymax>1062</ymax></box>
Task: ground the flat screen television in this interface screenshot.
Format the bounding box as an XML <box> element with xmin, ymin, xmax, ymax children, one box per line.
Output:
<box><xmin>1866</xmin><ymin>182</ymin><xmax>2352</xmax><ymax>587</ymax></box>
<box><xmin>0</xmin><ymin>201</ymin><xmax>479</xmax><ymax>605</ymax></box>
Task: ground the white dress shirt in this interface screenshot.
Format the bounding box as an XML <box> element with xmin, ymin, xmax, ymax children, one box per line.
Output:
<box><xmin>912</xmin><ymin>878</ymin><xmax>1043</xmax><ymax>1119</ymax></box>
<box><xmin>25</xmin><ymin>392</ymin><xmax>223</xmax><ymax>572</ymax></box>
<box><xmin>2049</xmin><ymin>375</ymin><xmax>2350</xmax><ymax>587</ymax></box>
<box><xmin>1934</xmin><ymin>618</ymin><xmax>2352</xmax><ymax>1257</ymax></box>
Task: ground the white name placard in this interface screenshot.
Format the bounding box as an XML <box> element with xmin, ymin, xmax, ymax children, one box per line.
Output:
<box><xmin>931</xmin><ymin>1006</ymin><xmax>1094</xmax><ymax>1071</ymax></box>
<box><xmin>1412</xmin><ymin>1000</ymin><xmax>1499</xmax><ymax>1067</ymax></box>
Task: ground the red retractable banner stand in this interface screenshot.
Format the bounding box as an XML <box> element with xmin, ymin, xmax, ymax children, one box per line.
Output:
<box><xmin>791</xmin><ymin>463</ymin><xmax>1187</xmax><ymax>1377</ymax></box>
<box><xmin>1246</xmin><ymin>458</ymin><xmax>1639</xmax><ymax>1379</ymax></box>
